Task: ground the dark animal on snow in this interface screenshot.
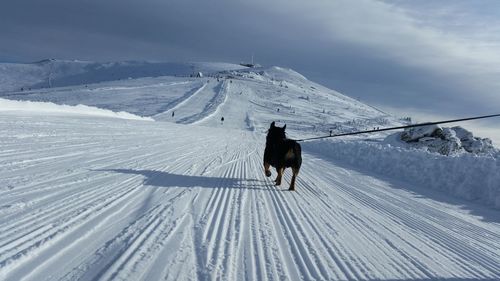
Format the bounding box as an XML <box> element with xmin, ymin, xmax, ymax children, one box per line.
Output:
<box><xmin>264</xmin><ymin>121</ymin><xmax>302</xmax><ymax>191</ymax></box>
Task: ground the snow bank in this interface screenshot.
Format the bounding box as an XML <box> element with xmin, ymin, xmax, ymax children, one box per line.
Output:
<box><xmin>398</xmin><ymin>125</ymin><xmax>496</xmax><ymax>156</ymax></box>
<box><xmin>304</xmin><ymin>140</ymin><xmax>500</xmax><ymax>209</ymax></box>
<box><xmin>0</xmin><ymin>98</ymin><xmax>153</xmax><ymax>121</ymax></box>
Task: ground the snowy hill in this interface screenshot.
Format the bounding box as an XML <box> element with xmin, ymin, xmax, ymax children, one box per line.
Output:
<box><xmin>1</xmin><ymin>61</ymin><xmax>499</xmax><ymax>281</ymax></box>
<box><xmin>0</xmin><ymin>59</ymin><xmax>247</xmax><ymax>93</ymax></box>
<box><xmin>0</xmin><ymin>61</ymin><xmax>394</xmax><ymax>136</ymax></box>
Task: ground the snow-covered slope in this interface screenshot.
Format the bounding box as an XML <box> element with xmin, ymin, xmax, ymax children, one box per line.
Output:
<box><xmin>1</xmin><ymin>62</ymin><xmax>499</xmax><ymax>280</ymax></box>
<box><xmin>0</xmin><ymin>59</ymin><xmax>246</xmax><ymax>93</ymax></box>
<box><xmin>0</xmin><ymin>62</ymin><xmax>395</xmax><ymax>136</ymax></box>
<box><xmin>0</xmin><ymin>98</ymin><xmax>153</xmax><ymax>121</ymax></box>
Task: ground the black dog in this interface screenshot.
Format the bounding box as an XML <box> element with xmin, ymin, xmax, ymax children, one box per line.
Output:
<box><xmin>264</xmin><ymin>122</ymin><xmax>302</xmax><ymax>191</ymax></box>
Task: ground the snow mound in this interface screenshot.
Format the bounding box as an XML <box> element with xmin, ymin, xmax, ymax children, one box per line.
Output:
<box><xmin>304</xmin><ymin>139</ymin><xmax>500</xmax><ymax>209</ymax></box>
<box><xmin>263</xmin><ymin>66</ymin><xmax>308</xmax><ymax>81</ymax></box>
<box><xmin>397</xmin><ymin>125</ymin><xmax>496</xmax><ymax>156</ymax></box>
<box><xmin>0</xmin><ymin>98</ymin><xmax>153</xmax><ymax>121</ymax></box>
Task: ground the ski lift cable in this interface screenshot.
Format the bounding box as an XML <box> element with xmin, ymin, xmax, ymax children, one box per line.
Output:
<box><xmin>293</xmin><ymin>113</ymin><xmax>500</xmax><ymax>142</ymax></box>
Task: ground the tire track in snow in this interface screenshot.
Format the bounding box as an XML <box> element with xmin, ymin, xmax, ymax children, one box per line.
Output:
<box><xmin>0</xmin><ymin>130</ymin><xmax>224</xmax><ymax>216</ymax></box>
<box><xmin>6</xmin><ymin>180</ymin><xmax>155</xmax><ymax>281</ymax></box>
<box><xmin>0</xmin><ymin>144</ymin><xmax>172</xmax><ymax>237</ymax></box>
<box><xmin>301</xmin><ymin>155</ymin><xmax>500</xmax><ymax>279</ymax></box>
<box><xmin>293</xmin><ymin>174</ymin><xmax>419</xmax><ymax>279</ymax></box>
<box><xmin>0</xmin><ymin>133</ymin><xmax>170</xmax><ymax>199</ymax></box>
<box><xmin>191</xmin><ymin>149</ymin><xmax>248</xmax><ymax>280</ymax></box>
<box><xmin>315</xmin><ymin>174</ymin><xmax>467</xmax><ymax>278</ymax></box>
<box><xmin>258</xmin><ymin>149</ymin><xmax>371</xmax><ymax>280</ymax></box>
<box><xmin>191</xmin><ymin>81</ymin><xmax>229</xmax><ymax>125</ymax></box>
<box><xmin>1</xmin><ymin>118</ymin><xmax>233</xmax><ymax>280</ymax></box>
<box><xmin>2</xmin><ymin>114</ymin><xmax>500</xmax><ymax>280</ymax></box>
<box><xmin>281</xmin><ymin>176</ymin><xmax>370</xmax><ymax>280</ymax></box>
<box><xmin>152</xmin><ymin>82</ymin><xmax>207</xmax><ymax>120</ymax></box>
<box><xmin>142</xmin><ymin>191</ymin><xmax>201</xmax><ymax>281</ymax></box>
<box><xmin>97</xmin><ymin>192</ymin><xmax>192</xmax><ymax>281</ymax></box>
<box><xmin>330</xmin><ymin>178</ymin><xmax>500</xmax><ymax>278</ymax></box>
<box><xmin>264</xmin><ymin>175</ymin><xmax>334</xmax><ymax>280</ymax></box>
<box><xmin>0</xmin><ymin>175</ymin><xmax>145</xmax><ymax>279</ymax></box>
<box><xmin>60</xmin><ymin>189</ymin><xmax>190</xmax><ymax>281</ymax></box>
<box><xmin>250</xmin><ymin>154</ymin><xmax>297</xmax><ymax>281</ymax></box>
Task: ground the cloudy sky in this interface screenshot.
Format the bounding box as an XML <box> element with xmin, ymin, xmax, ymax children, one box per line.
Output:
<box><xmin>1</xmin><ymin>0</ymin><xmax>499</xmax><ymax>134</ymax></box>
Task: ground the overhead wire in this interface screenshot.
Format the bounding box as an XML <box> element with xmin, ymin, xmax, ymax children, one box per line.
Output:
<box><xmin>293</xmin><ymin>114</ymin><xmax>500</xmax><ymax>142</ymax></box>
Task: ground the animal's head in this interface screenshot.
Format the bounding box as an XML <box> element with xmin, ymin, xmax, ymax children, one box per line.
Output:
<box><xmin>266</xmin><ymin>121</ymin><xmax>286</xmax><ymax>143</ymax></box>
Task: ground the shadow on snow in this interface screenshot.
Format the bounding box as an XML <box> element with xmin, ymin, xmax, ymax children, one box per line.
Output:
<box><xmin>96</xmin><ymin>168</ymin><xmax>271</xmax><ymax>190</ymax></box>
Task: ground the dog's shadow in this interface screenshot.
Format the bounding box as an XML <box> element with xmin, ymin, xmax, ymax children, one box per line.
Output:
<box><xmin>96</xmin><ymin>169</ymin><xmax>268</xmax><ymax>190</ymax></box>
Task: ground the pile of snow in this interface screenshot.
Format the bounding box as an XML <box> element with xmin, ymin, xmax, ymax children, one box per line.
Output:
<box><xmin>396</xmin><ymin>125</ymin><xmax>496</xmax><ymax>156</ymax></box>
<box><xmin>304</xmin><ymin>140</ymin><xmax>500</xmax><ymax>209</ymax></box>
<box><xmin>0</xmin><ymin>98</ymin><xmax>153</xmax><ymax>121</ymax></box>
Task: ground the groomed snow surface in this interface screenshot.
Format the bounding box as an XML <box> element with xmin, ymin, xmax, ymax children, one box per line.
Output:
<box><xmin>0</xmin><ymin>98</ymin><xmax>153</xmax><ymax>121</ymax></box>
<box><xmin>1</xmin><ymin>62</ymin><xmax>499</xmax><ymax>281</ymax></box>
<box><xmin>305</xmin><ymin>139</ymin><xmax>500</xmax><ymax>209</ymax></box>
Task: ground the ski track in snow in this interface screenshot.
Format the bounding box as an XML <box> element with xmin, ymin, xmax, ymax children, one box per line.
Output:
<box><xmin>1</xmin><ymin>114</ymin><xmax>499</xmax><ymax>281</ymax></box>
<box><xmin>1</xmin><ymin>65</ymin><xmax>499</xmax><ymax>281</ymax></box>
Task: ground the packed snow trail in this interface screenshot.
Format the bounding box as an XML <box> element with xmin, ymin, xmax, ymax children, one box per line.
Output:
<box><xmin>155</xmin><ymin>80</ymin><xmax>228</xmax><ymax>124</ymax></box>
<box><xmin>1</xmin><ymin>113</ymin><xmax>499</xmax><ymax>281</ymax></box>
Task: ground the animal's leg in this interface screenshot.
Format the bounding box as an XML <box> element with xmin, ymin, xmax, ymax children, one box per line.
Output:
<box><xmin>289</xmin><ymin>167</ymin><xmax>300</xmax><ymax>191</ymax></box>
<box><xmin>275</xmin><ymin>167</ymin><xmax>284</xmax><ymax>186</ymax></box>
<box><xmin>264</xmin><ymin>162</ymin><xmax>272</xmax><ymax>177</ymax></box>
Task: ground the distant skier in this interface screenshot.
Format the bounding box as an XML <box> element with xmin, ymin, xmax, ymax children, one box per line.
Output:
<box><xmin>172</xmin><ymin>111</ymin><xmax>175</xmax><ymax>117</ymax></box>
<box><xmin>221</xmin><ymin>117</ymin><xmax>225</xmax><ymax>124</ymax></box>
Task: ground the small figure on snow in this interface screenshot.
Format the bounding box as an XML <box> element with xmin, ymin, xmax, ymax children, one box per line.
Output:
<box><xmin>172</xmin><ymin>111</ymin><xmax>175</xmax><ymax>117</ymax></box>
<box><xmin>221</xmin><ymin>117</ymin><xmax>225</xmax><ymax>124</ymax></box>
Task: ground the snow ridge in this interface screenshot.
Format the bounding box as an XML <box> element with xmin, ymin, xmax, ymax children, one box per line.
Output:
<box><xmin>305</xmin><ymin>139</ymin><xmax>500</xmax><ymax>209</ymax></box>
<box><xmin>0</xmin><ymin>98</ymin><xmax>153</xmax><ymax>121</ymax></box>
